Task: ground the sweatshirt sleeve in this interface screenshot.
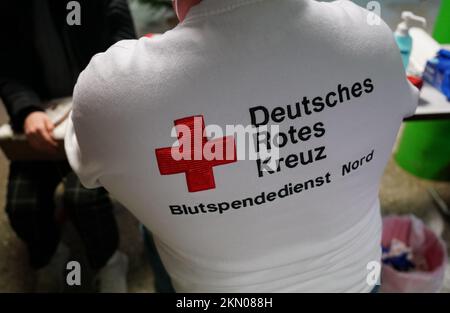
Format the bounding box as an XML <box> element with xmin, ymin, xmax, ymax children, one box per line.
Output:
<box><xmin>65</xmin><ymin>113</ymin><xmax>100</xmax><ymax>188</ymax></box>
<box><xmin>64</xmin><ymin>73</ymin><xmax>105</xmax><ymax>188</ymax></box>
<box><xmin>65</xmin><ymin>40</ymin><xmax>137</xmax><ymax>188</ymax></box>
<box><xmin>0</xmin><ymin>3</ymin><xmax>44</xmax><ymax>132</ymax></box>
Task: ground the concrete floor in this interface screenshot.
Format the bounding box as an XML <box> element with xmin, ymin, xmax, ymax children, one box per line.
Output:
<box><xmin>0</xmin><ymin>0</ymin><xmax>449</xmax><ymax>293</ymax></box>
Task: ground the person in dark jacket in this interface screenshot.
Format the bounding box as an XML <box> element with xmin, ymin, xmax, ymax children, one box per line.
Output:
<box><xmin>0</xmin><ymin>0</ymin><xmax>136</xmax><ymax>292</ymax></box>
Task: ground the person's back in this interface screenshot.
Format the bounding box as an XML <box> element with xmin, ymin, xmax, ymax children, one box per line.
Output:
<box><xmin>65</xmin><ymin>0</ymin><xmax>418</xmax><ymax>292</ymax></box>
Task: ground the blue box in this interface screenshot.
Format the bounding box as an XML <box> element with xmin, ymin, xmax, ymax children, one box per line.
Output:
<box><xmin>423</xmin><ymin>49</ymin><xmax>450</xmax><ymax>101</ymax></box>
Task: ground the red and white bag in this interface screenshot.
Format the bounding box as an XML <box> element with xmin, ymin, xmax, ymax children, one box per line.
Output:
<box><xmin>381</xmin><ymin>215</ymin><xmax>447</xmax><ymax>293</ymax></box>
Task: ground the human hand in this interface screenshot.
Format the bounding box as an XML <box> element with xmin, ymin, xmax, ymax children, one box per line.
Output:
<box><xmin>24</xmin><ymin>112</ymin><xmax>58</xmax><ymax>153</ymax></box>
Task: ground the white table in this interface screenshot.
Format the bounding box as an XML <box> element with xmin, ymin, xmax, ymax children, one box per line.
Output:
<box><xmin>406</xmin><ymin>28</ymin><xmax>450</xmax><ymax>120</ymax></box>
<box><xmin>406</xmin><ymin>83</ymin><xmax>450</xmax><ymax>121</ymax></box>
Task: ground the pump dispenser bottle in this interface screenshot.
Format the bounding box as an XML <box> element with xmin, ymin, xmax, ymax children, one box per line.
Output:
<box><xmin>395</xmin><ymin>11</ymin><xmax>427</xmax><ymax>69</ymax></box>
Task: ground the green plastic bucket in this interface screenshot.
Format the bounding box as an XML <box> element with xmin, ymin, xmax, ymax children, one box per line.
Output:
<box><xmin>433</xmin><ymin>0</ymin><xmax>450</xmax><ymax>44</ymax></box>
<box><xmin>395</xmin><ymin>0</ymin><xmax>450</xmax><ymax>181</ymax></box>
<box><xmin>395</xmin><ymin>121</ymin><xmax>450</xmax><ymax>180</ymax></box>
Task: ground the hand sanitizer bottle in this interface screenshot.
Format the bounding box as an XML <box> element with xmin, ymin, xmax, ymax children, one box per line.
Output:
<box><xmin>395</xmin><ymin>11</ymin><xmax>427</xmax><ymax>70</ymax></box>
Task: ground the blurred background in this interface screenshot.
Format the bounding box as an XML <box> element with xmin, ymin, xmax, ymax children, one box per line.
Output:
<box><xmin>0</xmin><ymin>0</ymin><xmax>449</xmax><ymax>292</ymax></box>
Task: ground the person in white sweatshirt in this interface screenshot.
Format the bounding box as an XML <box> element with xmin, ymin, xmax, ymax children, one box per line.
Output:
<box><xmin>65</xmin><ymin>0</ymin><xmax>418</xmax><ymax>292</ymax></box>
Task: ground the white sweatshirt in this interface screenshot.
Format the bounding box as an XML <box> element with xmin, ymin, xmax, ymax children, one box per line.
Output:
<box><xmin>65</xmin><ymin>0</ymin><xmax>418</xmax><ymax>292</ymax></box>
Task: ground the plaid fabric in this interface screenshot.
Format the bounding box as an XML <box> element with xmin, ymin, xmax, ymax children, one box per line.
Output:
<box><xmin>5</xmin><ymin>160</ymin><xmax>118</xmax><ymax>269</ymax></box>
<box><xmin>141</xmin><ymin>226</ymin><xmax>175</xmax><ymax>293</ymax></box>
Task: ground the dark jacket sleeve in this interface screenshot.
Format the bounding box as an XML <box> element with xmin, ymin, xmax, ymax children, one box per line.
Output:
<box><xmin>0</xmin><ymin>78</ymin><xmax>44</xmax><ymax>132</ymax></box>
<box><xmin>0</xmin><ymin>3</ymin><xmax>43</xmax><ymax>132</ymax></box>
<box><xmin>105</xmin><ymin>0</ymin><xmax>137</xmax><ymax>45</ymax></box>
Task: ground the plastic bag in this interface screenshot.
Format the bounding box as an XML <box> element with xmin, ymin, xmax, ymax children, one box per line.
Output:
<box><xmin>380</xmin><ymin>215</ymin><xmax>447</xmax><ymax>293</ymax></box>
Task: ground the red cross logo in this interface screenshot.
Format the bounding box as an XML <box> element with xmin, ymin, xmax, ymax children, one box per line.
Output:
<box><xmin>155</xmin><ymin>115</ymin><xmax>237</xmax><ymax>192</ymax></box>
